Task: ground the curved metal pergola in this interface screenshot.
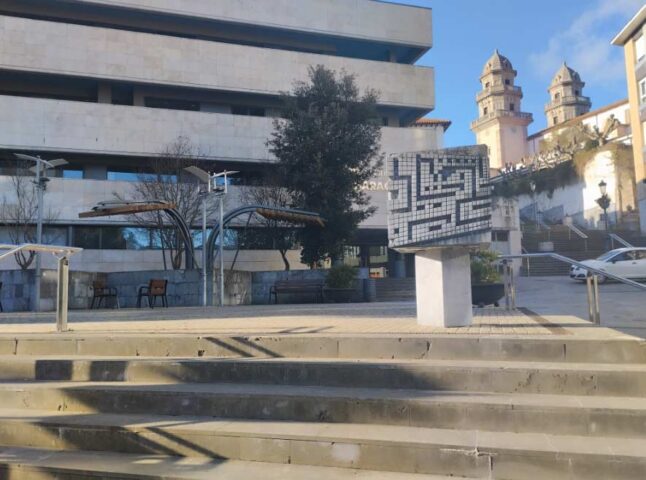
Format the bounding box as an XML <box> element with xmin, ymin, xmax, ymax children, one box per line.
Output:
<box><xmin>206</xmin><ymin>205</ymin><xmax>325</xmax><ymax>269</ymax></box>
<box><xmin>79</xmin><ymin>201</ymin><xmax>197</xmax><ymax>270</ymax></box>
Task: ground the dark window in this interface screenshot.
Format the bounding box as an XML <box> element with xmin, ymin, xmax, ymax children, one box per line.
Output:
<box><xmin>509</xmin><ymin>103</ymin><xmax>515</xmax><ymax>112</ymax></box>
<box><xmin>553</xmin><ymin>116</ymin><xmax>558</xmax><ymax>125</ymax></box>
<box><xmin>504</xmin><ymin>79</ymin><xmax>510</xmax><ymax>85</ymax></box>
<box><xmin>485</xmin><ymin>82</ymin><xmax>490</xmax><ymax>88</ymax></box>
<box><xmin>382</xmin><ymin>117</ymin><xmax>390</xmax><ymax>126</ymax></box>
<box><xmin>73</xmin><ymin>227</ymin><xmax>101</xmax><ymax>249</ymax></box>
<box><xmin>555</xmin><ymin>92</ymin><xmax>561</xmax><ymax>100</ymax></box>
<box><xmin>483</xmin><ymin>107</ymin><xmax>488</xmax><ymax>115</ymax></box>
<box><xmin>574</xmin><ymin>90</ymin><xmax>579</xmax><ymax>96</ymax></box>
<box><xmin>231</xmin><ymin>106</ymin><xmax>266</xmax><ymax>117</ymax></box>
<box><xmin>145</xmin><ymin>97</ymin><xmax>200</xmax><ymax>111</ymax></box>
<box><xmin>492</xmin><ymin>230</ymin><xmax>509</xmax><ymax>242</ymax></box>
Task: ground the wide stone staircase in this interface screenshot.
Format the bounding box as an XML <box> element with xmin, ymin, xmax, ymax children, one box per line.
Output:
<box><xmin>0</xmin><ymin>333</ymin><xmax>644</xmax><ymax>478</ymax></box>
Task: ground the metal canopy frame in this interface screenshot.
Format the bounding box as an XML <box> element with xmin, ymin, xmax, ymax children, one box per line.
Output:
<box><xmin>0</xmin><ymin>244</ymin><xmax>83</xmax><ymax>332</ymax></box>
<box><xmin>79</xmin><ymin>201</ymin><xmax>197</xmax><ymax>270</ymax></box>
<box><xmin>206</xmin><ymin>205</ymin><xmax>325</xmax><ymax>270</ymax></box>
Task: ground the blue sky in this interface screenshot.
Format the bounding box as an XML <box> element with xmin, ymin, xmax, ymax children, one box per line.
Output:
<box><xmin>388</xmin><ymin>0</ymin><xmax>643</xmax><ymax>146</ymax></box>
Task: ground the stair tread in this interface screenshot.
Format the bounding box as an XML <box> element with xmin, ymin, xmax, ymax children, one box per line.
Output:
<box><xmin>0</xmin><ymin>446</ymin><xmax>440</xmax><ymax>479</ymax></box>
<box><xmin>1</xmin><ymin>381</ymin><xmax>645</xmax><ymax>411</ymax></box>
<box><xmin>5</xmin><ymin>355</ymin><xmax>646</xmax><ymax>369</ymax></box>
<box><xmin>0</xmin><ymin>408</ymin><xmax>645</xmax><ymax>458</ymax></box>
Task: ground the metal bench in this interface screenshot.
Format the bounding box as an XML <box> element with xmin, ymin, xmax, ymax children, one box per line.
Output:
<box><xmin>90</xmin><ymin>280</ymin><xmax>119</xmax><ymax>309</ymax></box>
<box><xmin>137</xmin><ymin>279</ymin><xmax>169</xmax><ymax>308</ymax></box>
<box><xmin>269</xmin><ymin>280</ymin><xmax>324</xmax><ymax>304</ymax></box>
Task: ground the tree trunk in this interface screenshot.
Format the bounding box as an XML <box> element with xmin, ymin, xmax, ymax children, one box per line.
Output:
<box><xmin>280</xmin><ymin>249</ymin><xmax>290</xmax><ymax>271</ymax></box>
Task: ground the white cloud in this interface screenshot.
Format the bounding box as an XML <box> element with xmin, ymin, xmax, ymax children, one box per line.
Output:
<box><xmin>528</xmin><ymin>0</ymin><xmax>643</xmax><ymax>87</ymax></box>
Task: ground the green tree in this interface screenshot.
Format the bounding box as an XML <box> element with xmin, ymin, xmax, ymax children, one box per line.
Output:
<box><xmin>269</xmin><ymin>65</ymin><xmax>383</xmax><ymax>266</ymax></box>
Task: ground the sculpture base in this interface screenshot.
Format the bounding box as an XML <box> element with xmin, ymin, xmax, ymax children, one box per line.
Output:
<box><xmin>415</xmin><ymin>247</ymin><xmax>473</xmax><ymax>327</ymax></box>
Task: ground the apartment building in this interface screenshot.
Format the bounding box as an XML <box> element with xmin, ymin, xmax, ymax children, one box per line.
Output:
<box><xmin>0</xmin><ymin>0</ymin><xmax>438</xmax><ymax>275</ymax></box>
<box><xmin>613</xmin><ymin>4</ymin><xmax>646</xmax><ymax>233</ymax></box>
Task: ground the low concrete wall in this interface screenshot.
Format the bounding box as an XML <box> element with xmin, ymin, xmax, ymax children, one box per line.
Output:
<box><xmin>1</xmin><ymin>267</ymin><xmax>370</xmax><ymax>312</ymax></box>
<box><xmin>0</xmin><ymin>269</ymin><xmax>102</xmax><ymax>312</ymax></box>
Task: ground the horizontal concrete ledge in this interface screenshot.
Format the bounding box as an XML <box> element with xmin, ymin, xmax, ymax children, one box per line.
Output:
<box><xmin>0</xmin><ymin>412</ymin><xmax>644</xmax><ymax>478</ymax></box>
<box><xmin>0</xmin><ymin>334</ymin><xmax>644</xmax><ymax>364</ymax></box>
<box><xmin>0</xmin><ymin>96</ymin><xmax>439</xmax><ymax>162</ymax></box>
<box><xmin>0</xmin><ymin>15</ymin><xmax>435</xmax><ymax>109</ymax></box>
<box><xmin>0</xmin><ymin>382</ymin><xmax>643</xmax><ymax>438</ymax></box>
<box><xmin>1</xmin><ymin>358</ymin><xmax>645</xmax><ymax>396</ymax></box>
<box><xmin>69</xmin><ymin>0</ymin><xmax>434</xmax><ymax>48</ymax></box>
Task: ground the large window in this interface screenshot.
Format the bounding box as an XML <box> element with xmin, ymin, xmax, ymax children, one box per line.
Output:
<box><xmin>73</xmin><ymin>227</ymin><xmax>152</xmax><ymax>250</ymax></box>
<box><xmin>639</xmin><ymin>79</ymin><xmax>646</xmax><ymax>105</ymax></box>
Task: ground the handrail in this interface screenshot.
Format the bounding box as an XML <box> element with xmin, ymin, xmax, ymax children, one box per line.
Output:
<box><xmin>0</xmin><ymin>244</ymin><xmax>82</xmax><ymax>261</ymax></box>
<box><xmin>609</xmin><ymin>233</ymin><xmax>633</xmax><ymax>248</ymax></box>
<box><xmin>0</xmin><ymin>244</ymin><xmax>83</xmax><ymax>332</ymax></box>
<box><xmin>501</xmin><ymin>252</ymin><xmax>646</xmax><ymax>325</ymax></box>
<box><xmin>566</xmin><ymin>224</ymin><xmax>588</xmax><ymax>239</ymax></box>
<box><xmin>501</xmin><ymin>253</ymin><xmax>646</xmax><ymax>291</ymax></box>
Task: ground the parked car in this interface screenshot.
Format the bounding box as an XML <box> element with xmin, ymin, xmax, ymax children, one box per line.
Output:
<box><xmin>570</xmin><ymin>248</ymin><xmax>646</xmax><ymax>283</ymax></box>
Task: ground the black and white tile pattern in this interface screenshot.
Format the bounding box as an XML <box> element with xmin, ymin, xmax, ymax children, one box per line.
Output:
<box><xmin>388</xmin><ymin>146</ymin><xmax>492</xmax><ymax>249</ymax></box>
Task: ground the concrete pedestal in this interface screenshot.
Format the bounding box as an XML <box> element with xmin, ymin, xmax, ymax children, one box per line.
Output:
<box><xmin>415</xmin><ymin>247</ymin><xmax>472</xmax><ymax>327</ymax></box>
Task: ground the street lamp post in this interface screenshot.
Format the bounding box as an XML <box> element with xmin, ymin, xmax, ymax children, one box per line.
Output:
<box><xmin>14</xmin><ymin>154</ymin><xmax>68</xmax><ymax>312</ymax></box>
<box><xmin>184</xmin><ymin>166</ymin><xmax>237</xmax><ymax>307</ymax></box>
<box><xmin>596</xmin><ymin>180</ymin><xmax>611</xmax><ymax>232</ymax></box>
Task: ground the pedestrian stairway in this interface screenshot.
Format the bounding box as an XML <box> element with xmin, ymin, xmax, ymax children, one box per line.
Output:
<box><xmin>0</xmin><ymin>332</ymin><xmax>644</xmax><ymax>478</ymax></box>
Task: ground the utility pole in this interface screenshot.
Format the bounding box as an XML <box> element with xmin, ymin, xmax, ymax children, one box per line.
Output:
<box><xmin>14</xmin><ymin>154</ymin><xmax>68</xmax><ymax>311</ymax></box>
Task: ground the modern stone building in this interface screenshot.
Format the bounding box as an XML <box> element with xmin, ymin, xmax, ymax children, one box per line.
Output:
<box><xmin>613</xmin><ymin>4</ymin><xmax>646</xmax><ymax>233</ymax></box>
<box><xmin>545</xmin><ymin>63</ymin><xmax>591</xmax><ymax>127</ymax></box>
<box><xmin>470</xmin><ymin>50</ymin><xmax>533</xmax><ymax>172</ymax></box>
<box><xmin>0</xmin><ymin>0</ymin><xmax>438</xmax><ymax>275</ymax></box>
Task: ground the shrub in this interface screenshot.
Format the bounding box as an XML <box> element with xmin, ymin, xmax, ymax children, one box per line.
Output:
<box><xmin>471</xmin><ymin>250</ymin><xmax>501</xmax><ymax>284</ymax></box>
<box><xmin>326</xmin><ymin>264</ymin><xmax>357</xmax><ymax>289</ymax></box>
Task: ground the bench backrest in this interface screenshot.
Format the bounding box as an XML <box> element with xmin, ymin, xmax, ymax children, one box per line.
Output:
<box><xmin>149</xmin><ymin>279</ymin><xmax>168</xmax><ymax>295</ymax></box>
<box><xmin>274</xmin><ymin>280</ymin><xmax>323</xmax><ymax>288</ymax></box>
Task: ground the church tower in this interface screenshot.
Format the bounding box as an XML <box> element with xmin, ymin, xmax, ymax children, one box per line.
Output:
<box><xmin>470</xmin><ymin>50</ymin><xmax>533</xmax><ymax>171</ymax></box>
<box><xmin>545</xmin><ymin>62</ymin><xmax>591</xmax><ymax>127</ymax></box>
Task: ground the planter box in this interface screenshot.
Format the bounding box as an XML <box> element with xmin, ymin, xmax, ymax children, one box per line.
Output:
<box><xmin>471</xmin><ymin>283</ymin><xmax>505</xmax><ymax>307</ymax></box>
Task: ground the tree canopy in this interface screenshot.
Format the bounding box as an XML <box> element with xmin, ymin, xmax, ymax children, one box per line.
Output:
<box><xmin>269</xmin><ymin>65</ymin><xmax>383</xmax><ymax>266</ymax></box>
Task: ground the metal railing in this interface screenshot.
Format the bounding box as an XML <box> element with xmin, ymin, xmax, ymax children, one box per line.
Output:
<box><xmin>501</xmin><ymin>252</ymin><xmax>646</xmax><ymax>325</ymax></box>
<box><xmin>609</xmin><ymin>233</ymin><xmax>633</xmax><ymax>249</ymax></box>
<box><xmin>566</xmin><ymin>224</ymin><xmax>588</xmax><ymax>240</ymax></box>
<box><xmin>0</xmin><ymin>244</ymin><xmax>83</xmax><ymax>332</ymax></box>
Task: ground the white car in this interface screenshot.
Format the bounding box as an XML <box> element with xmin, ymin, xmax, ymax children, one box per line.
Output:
<box><xmin>570</xmin><ymin>248</ymin><xmax>646</xmax><ymax>283</ymax></box>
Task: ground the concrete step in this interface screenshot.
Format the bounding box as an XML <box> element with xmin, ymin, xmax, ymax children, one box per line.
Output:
<box><xmin>2</xmin><ymin>357</ymin><xmax>645</xmax><ymax>396</ymax></box>
<box><xmin>0</xmin><ymin>383</ymin><xmax>643</xmax><ymax>438</ymax></box>
<box><xmin>0</xmin><ymin>413</ymin><xmax>644</xmax><ymax>479</ymax></box>
<box><xmin>0</xmin><ymin>446</ymin><xmax>442</xmax><ymax>480</ymax></box>
<box><xmin>2</xmin><ymin>334</ymin><xmax>645</xmax><ymax>363</ymax></box>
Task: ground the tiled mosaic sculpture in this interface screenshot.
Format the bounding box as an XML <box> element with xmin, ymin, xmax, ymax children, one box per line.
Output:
<box><xmin>388</xmin><ymin>146</ymin><xmax>492</xmax><ymax>250</ymax></box>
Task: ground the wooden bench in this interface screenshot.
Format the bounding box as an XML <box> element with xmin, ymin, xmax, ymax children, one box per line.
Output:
<box><xmin>269</xmin><ymin>280</ymin><xmax>324</xmax><ymax>304</ymax></box>
<box><xmin>90</xmin><ymin>280</ymin><xmax>119</xmax><ymax>309</ymax></box>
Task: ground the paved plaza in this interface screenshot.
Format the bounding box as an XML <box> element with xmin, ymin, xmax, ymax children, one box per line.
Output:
<box><xmin>0</xmin><ymin>276</ymin><xmax>643</xmax><ymax>341</ymax></box>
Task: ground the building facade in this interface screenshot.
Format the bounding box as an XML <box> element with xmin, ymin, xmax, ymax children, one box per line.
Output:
<box><xmin>470</xmin><ymin>50</ymin><xmax>533</xmax><ymax>172</ymax></box>
<box><xmin>0</xmin><ymin>0</ymin><xmax>437</xmax><ymax>274</ymax></box>
<box><xmin>613</xmin><ymin>5</ymin><xmax>646</xmax><ymax>233</ymax></box>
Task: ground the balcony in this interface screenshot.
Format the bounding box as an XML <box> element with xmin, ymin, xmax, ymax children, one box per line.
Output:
<box><xmin>0</xmin><ymin>95</ymin><xmax>440</xmax><ymax>162</ymax></box>
<box><xmin>470</xmin><ymin>110</ymin><xmax>533</xmax><ymax>130</ymax></box>
<box><xmin>544</xmin><ymin>95</ymin><xmax>592</xmax><ymax>112</ymax></box>
<box><xmin>475</xmin><ymin>85</ymin><xmax>522</xmax><ymax>102</ymax></box>
<box><xmin>0</xmin><ymin>15</ymin><xmax>434</xmax><ymax>111</ymax></box>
